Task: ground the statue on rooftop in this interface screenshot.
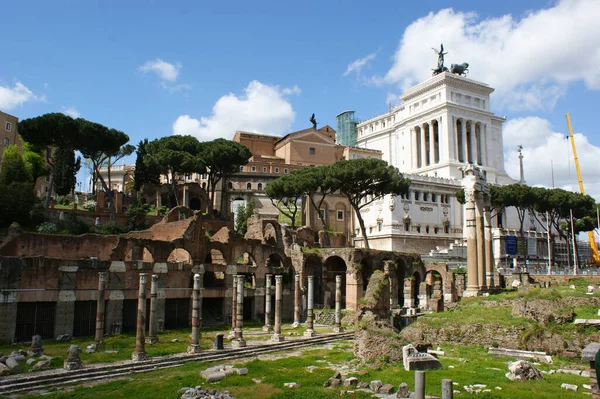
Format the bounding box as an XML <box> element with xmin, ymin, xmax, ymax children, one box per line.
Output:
<box><xmin>432</xmin><ymin>44</ymin><xmax>449</xmax><ymax>76</ymax></box>
<box><xmin>309</xmin><ymin>113</ymin><xmax>318</xmax><ymax>130</ymax></box>
<box><xmin>450</xmin><ymin>62</ymin><xmax>469</xmax><ymax>76</ymax></box>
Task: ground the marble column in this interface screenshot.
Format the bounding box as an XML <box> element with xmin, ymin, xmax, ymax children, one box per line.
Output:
<box><xmin>434</xmin><ymin>120</ymin><xmax>440</xmax><ymax>164</ymax></box>
<box><xmin>146</xmin><ymin>274</ymin><xmax>159</xmax><ymax>344</ymax></box>
<box><xmin>263</xmin><ymin>274</ymin><xmax>273</xmax><ymax>331</ymax></box>
<box><xmin>464</xmin><ymin>191</ymin><xmax>479</xmax><ymax>296</ymax></box>
<box><xmin>228</xmin><ymin>274</ymin><xmax>237</xmax><ymax>339</ymax></box>
<box><xmin>94</xmin><ymin>272</ymin><xmax>107</xmax><ymax>345</ymax></box>
<box><xmin>333</xmin><ymin>275</ymin><xmax>343</xmax><ymax>333</ymax></box>
<box><xmin>482</xmin><ymin>124</ymin><xmax>488</xmax><ymax>166</ymax></box>
<box><xmin>132</xmin><ymin>273</ymin><xmax>149</xmax><ymax>361</ymax></box>
<box><xmin>188</xmin><ymin>273</ymin><xmax>202</xmax><ymax>353</ymax></box>
<box><xmin>452</xmin><ymin>116</ymin><xmax>459</xmax><ymax>162</ymax></box>
<box><xmin>304</xmin><ymin>275</ymin><xmax>316</xmax><ymax>337</ymax></box>
<box><xmin>411</xmin><ymin>128</ymin><xmax>418</xmax><ymax>169</ymax></box>
<box><xmin>293</xmin><ymin>274</ymin><xmax>301</xmax><ymax>327</ymax></box>
<box><xmin>426</xmin><ymin>122</ymin><xmax>433</xmax><ymax>166</ymax></box>
<box><xmin>475</xmin><ymin>196</ymin><xmax>486</xmax><ymax>290</ymax></box>
<box><xmin>469</xmin><ymin>121</ymin><xmax>478</xmax><ymax>165</ymax></box>
<box><xmin>271</xmin><ymin>275</ymin><xmax>284</xmax><ymax>342</ymax></box>
<box><xmin>420</xmin><ymin>126</ymin><xmax>427</xmax><ymax>168</ymax></box>
<box><xmin>461</xmin><ymin>119</ymin><xmax>467</xmax><ymax>163</ymax></box>
<box><xmin>484</xmin><ymin>205</ymin><xmax>494</xmax><ymax>289</ymax></box>
<box><xmin>232</xmin><ymin>275</ymin><xmax>246</xmax><ymax>348</ymax></box>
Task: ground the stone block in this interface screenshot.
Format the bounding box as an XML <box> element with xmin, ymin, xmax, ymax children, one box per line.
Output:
<box><xmin>26</xmin><ymin>358</ymin><xmax>37</xmax><ymax>365</ymax></box>
<box><xmin>505</xmin><ymin>360</ymin><xmax>543</xmax><ymax>381</ymax></box>
<box><xmin>205</xmin><ymin>372</ymin><xmax>227</xmax><ymax>382</ymax></box>
<box><xmin>396</xmin><ymin>382</ymin><xmax>410</xmax><ymax>398</ymax></box>
<box><xmin>561</xmin><ymin>383</ymin><xmax>578</xmax><ymax>391</ymax></box>
<box><xmin>236</xmin><ymin>367</ymin><xmax>248</xmax><ymax>375</ymax></box>
<box><xmin>330</xmin><ymin>378</ymin><xmax>342</xmax><ymax>387</ymax></box>
<box><xmin>343</xmin><ymin>377</ymin><xmax>358</xmax><ymax>386</ymax></box>
<box><xmin>0</xmin><ymin>363</ymin><xmax>10</xmax><ymax>376</ymax></box>
<box><xmin>581</xmin><ymin>343</ymin><xmax>600</xmax><ymax>362</ymax></box>
<box><xmin>283</xmin><ymin>382</ymin><xmax>299</xmax><ymax>389</ymax></box>
<box><xmin>357</xmin><ymin>382</ymin><xmax>369</xmax><ymax>388</ymax></box>
<box><xmin>5</xmin><ymin>357</ymin><xmax>22</xmax><ymax>373</ymax></box>
<box><xmin>33</xmin><ymin>360</ymin><xmax>51</xmax><ymax>370</ymax></box>
<box><xmin>379</xmin><ymin>384</ymin><xmax>395</xmax><ymax>394</ymax></box>
<box><xmin>370</xmin><ymin>380</ymin><xmax>383</xmax><ymax>392</ymax></box>
<box><xmin>331</xmin><ymin>371</ymin><xmax>342</xmax><ymax>379</ymax></box>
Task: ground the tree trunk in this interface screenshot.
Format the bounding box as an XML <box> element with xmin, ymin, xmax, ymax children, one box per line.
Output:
<box><xmin>45</xmin><ymin>167</ymin><xmax>55</xmax><ymax>209</ymax></box>
<box><xmin>96</xmin><ymin>170</ymin><xmax>116</xmax><ymax>221</ymax></box>
<box><xmin>353</xmin><ymin>203</ymin><xmax>370</xmax><ymax>249</ymax></box>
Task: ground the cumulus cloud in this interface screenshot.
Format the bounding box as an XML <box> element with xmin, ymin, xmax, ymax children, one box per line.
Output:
<box><xmin>61</xmin><ymin>106</ymin><xmax>80</xmax><ymax>118</ymax></box>
<box><xmin>344</xmin><ymin>52</ymin><xmax>377</xmax><ymax>77</ymax></box>
<box><xmin>503</xmin><ymin>116</ymin><xmax>600</xmax><ymax>201</ymax></box>
<box><xmin>172</xmin><ymin>80</ymin><xmax>299</xmax><ymax>141</ymax></box>
<box><xmin>375</xmin><ymin>0</ymin><xmax>600</xmax><ymax>111</ymax></box>
<box><xmin>138</xmin><ymin>58</ymin><xmax>181</xmax><ymax>82</ymax></box>
<box><xmin>0</xmin><ymin>81</ymin><xmax>44</xmax><ymax>110</ymax></box>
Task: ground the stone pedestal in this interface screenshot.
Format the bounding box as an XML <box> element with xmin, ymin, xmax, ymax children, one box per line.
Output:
<box><xmin>28</xmin><ymin>335</ymin><xmax>43</xmax><ymax>357</ymax></box>
<box><xmin>146</xmin><ymin>274</ymin><xmax>159</xmax><ymax>345</ymax></box>
<box><xmin>304</xmin><ymin>276</ymin><xmax>316</xmax><ymax>337</ymax></box>
<box><xmin>132</xmin><ymin>273</ymin><xmax>149</xmax><ymax>361</ymax></box>
<box><xmin>263</xmin><ymin>274</ymin><xmax>273</xmax><ymax>332</ymax></box>
<box><xmin>64</xmin><ymin>345</ymin><xmax>83</xmax><ymax>370</ymax></box>
<box><xmin>271</xmin><ymin>275</ymin><xmax>284</xmax><ymax>342</ymax></box>
<box><xmin>292</xmin><ymin>274</ymin><xmax>301</xmax><ymax>327</ymax></box>
<box><xmin>232</xmin><ymin>276</ymin><xmax>246</xmax><ymax>348</ymax></box>
<box><xmin>187</xmin><ymin>273</ymin><xmax>202</xmax><ymax>354</ymax></box>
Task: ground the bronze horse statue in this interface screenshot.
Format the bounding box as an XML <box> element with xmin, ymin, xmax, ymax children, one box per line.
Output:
<box><xmin>450</xmin><ymin>63</ymin><xmax>469</xmax><ymax>76</ymax></box>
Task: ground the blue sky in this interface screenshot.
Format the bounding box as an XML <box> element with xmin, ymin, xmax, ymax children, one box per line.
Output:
<box><xmin>2</xmin><ymin>0</ymin><xmax>600</xmax><ymax>196</ymax></box>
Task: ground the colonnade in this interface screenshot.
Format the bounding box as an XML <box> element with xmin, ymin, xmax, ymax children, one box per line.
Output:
<box><xmin>454</xmin><ymin>118</ymin><xmax>488</xmax><ymax>166</ymax></box>
<box><xmin>411</xmin><ymin>119</ymin><xmax>440</xmax><ymax>168</ymax></box>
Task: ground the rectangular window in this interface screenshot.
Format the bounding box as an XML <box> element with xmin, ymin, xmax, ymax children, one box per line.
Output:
<box><xmin>309</xmin><ymin>147</ymin><xmax>316</xmax><ymax>155</ymax></box>
<box><xmin>240</xmin><ymin>166</ymin><xmax>244</xmax><ymax>171</ymax></box>
<box><xmin>3</xmin><ymin>137</ymin><xmax>8</xmax><ymax>146</ymax></box>
<box><xmin>337</xmin><ymin>210</ymin><xmax>344</xmax><ymax>221</ymax></box>
<box><xmin>5</xmin><ymin>122</ymin><xmax>11</xmax><ymax>131</ymax></box>
<box><xmin>284</xmin><ymin>168</ymin><xmax>288</xmax><ymax>174</ymax></box>
<box><xmin>275</xmin><ymin>167</ymin><xmax>279</xmax><ymax>173</ymax></box>
<box><xmin>351</xmin><ymin>154</ymin><xmax>357</xmax><ymax>159</ymax></box>
<box><xmin>263</xmin><ymin>167</ymin><xmax>267</xmax><ymax>173</ymax></box>
<box><xmin>251</xmin><ymin>166</ymin><xmax>256</xmax><ymax>172</ymax></box>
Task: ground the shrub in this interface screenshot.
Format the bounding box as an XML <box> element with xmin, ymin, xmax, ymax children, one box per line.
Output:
<box><xmin>56</xmin><ymin>196</ymin><xmax>71</xmax><ymax>206</ymax></box>
<box><xmin>97</xmin><ymin>221</ymin><xmax>127</xmax><ymax>235</ymax></box>
<box><xmin>37</xmin><ymin>222</ymin><xmax>58</xmax><ymax>234</ymax></box>
<box><xmin>82</xmin><ymin>200</ymin><xmax>97</xmax><ymax>212</ymax></box>
<box><xmin>63</xmin><ymin>213</ymin><xmax>89</xmax><ymax>235</ymax></box>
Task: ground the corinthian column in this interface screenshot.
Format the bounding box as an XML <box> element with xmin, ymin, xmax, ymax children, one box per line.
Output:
<box><xmin>228</xmin><ymin>274</ymin><xmax>237</xmax><ymax>339</ymax></box>
<box><xmin>464</xmin><ymin>189</ymin><xmax>479</xmax><ymax>296</ymax></box>
<box><xmin>411</xmin><ymin>128</ymin><xmax>419</xmax><ymax>169</ymax></box>
<box><xmin>470</xmin><ymin>121</ymin><xmax>478</xmax><ymax>165</ymax></box>
<box><xmin>188</xmin><ymin>273</ymin><xmax>202</xmax><ymax>353</ymax></box>
<box><xmin>232</xmin><ymin>275</ymin><xmax>246</xmax><ymax>348</ymax></box>
<box><xmin>94</xmin><ymin>272</ymin><xmax>107</xmax><ymax>346</ymax></box>
<box><xmin>484</xmin><ymin>202</ymin><xmax>494</xmax><ymax>289</ymax></box>
<box><xmin>333</xmin><ymin>275</ymin><xmax>343</xmax><ymax>333</ymax></box>
<box><xmin>292</xmin><ymin>274</ymin><xmax>301</xmax><ymax>327</ymax></box>
<box><xmin>271</xmin><ymin>275</ymin><xmax>284</xmax><ymax>342</ymax></box>
<box><xmin>426</xmin><ymin>122</ymin><xmax>433</xmax><ymax>166</ymax></box>
<box><xmin>146</xmin><ymin>274</ymin><xmax>159</xmax><ymax>344</ymax></box>
<box><xmin>132</xmin><ymin>274</ymin><xmax>149</xmax><ymax>361</ymax></box>
<box><xmin>461</xmin><ymin>119</ymin><xmax>467</xmax><ymax>163</ymax></box>
<box><xmin>304</xmin><ymin>275</ymin><xmax>316</xmax><ymax>337</ymax></box>
<box><xmin>263</xmin><ymin>274</ymin><xmax>273</xmax><ymax>332</ymax></box>
<box><xmin>420</xmin><ymin>126</ymin><xmax>427</xmax><ymax>168</ymax></box>
<box><xmin>475</xmin><ymin>195</ymin><xmax>486</xmax><ymax>290</ymax></box>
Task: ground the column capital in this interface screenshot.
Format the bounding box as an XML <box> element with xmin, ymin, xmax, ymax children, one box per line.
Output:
<box><xmin>151</xmin><ymin>274</ymin><xmax>159</xmax><ymax>282</ymax></box>
<box><xmin>139</xmin><ymin>273</ymin><xmax>147</xmax><ymax>284</ymax></box>
<box><xmin>275</xmin><ymin>274</ymin><xmax>283</xmax><ymax>283</ymax></box>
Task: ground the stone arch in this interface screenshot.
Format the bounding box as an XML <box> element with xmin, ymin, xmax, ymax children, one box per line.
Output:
<box><xmin>323</xmin><ymin>255</ymin><xmax>347</xmax><ymax>308</ymax></box>
<box><xmin>303</xmin><ymin>254</ymin><xmax>323</xmax><ymax>307</ymax></box>
<box><xmin>125</xmin><ymin>246</ymin><xmax>154</xmax><ymax>263</ymax></box>
<box><xmin>206</xmin><ymin>249</ymin><xmax>227</xmax><ymax>265</ymax></box>
<box><xmin>359</xmin><ymin>257</ymin><xmax>374</xmax><ymax>292</ymax></box>
<box><xmin>412</xmin><ymin>271</ymin><xmax>422</xmax><ymax>308</ymax></box>
<box><xmin>189</xmin><ymin>197</ymin><xmax>202</xmax><ymax>211</ymax></box>
<box><xmin>424</xmin><ymin>270</ymin><xmax>444</xmax><ymax>311</ymax></box>
<box><xmin>236</xmin><ymin>252</ymin><xmax>257</xmax><ymax>267</ymax></box>
<box><xmin>167</xmin><ymin>248</ymin><xmax>192</xmax><ymax>264</ymax></box>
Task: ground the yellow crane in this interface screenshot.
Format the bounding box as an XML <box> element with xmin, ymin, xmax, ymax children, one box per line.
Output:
<box><xmin>565</xmin><ymin>113</ymin><xmax>600</xmax><ymax>264</ymax></box>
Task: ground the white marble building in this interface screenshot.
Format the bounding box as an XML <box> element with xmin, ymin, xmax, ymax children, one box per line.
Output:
<box><xmin>353</xmin><ymin>72</ymin><xmax>519</xmax><ymax>253</ymax></box>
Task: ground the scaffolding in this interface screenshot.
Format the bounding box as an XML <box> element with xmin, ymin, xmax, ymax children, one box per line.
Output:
<box><xmin>335</xmin><ymin>110</ymin><xmax>359</xmax><ymax>146</ymax></box>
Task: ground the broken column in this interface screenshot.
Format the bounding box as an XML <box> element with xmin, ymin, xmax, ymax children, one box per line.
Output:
<box><xmin>263</xmin><ymin>274</ymin><xmax>273</xmax><ymax>332</ymax></box>
<box><xmin>462</xmin><ymin>165</ymin><xmax>482</xmax><ymax>297</ymax></box>
<box><xmin>442</xmin><ymin>379</ymin><xmax>453</xmax><ymax>399</ymax></box>
<box><xmin>146</xmin><ymin>274</ymin><xmax>159</xmax><ymax>344</ymax></box>
<box><xmin>483</xmin><ymin>196</ymin><xmax>495</xmax><ymax>289</ymax></box>
<box><xmin>28</xmin><ymin>335</ymin><xmax>43</xmax><ymax>357</ymax></box>
<box><xmin>293</xmin><ymin>274</ymin><xmax>301</xmax><ymax>327</ymax></box>
<box><xmin>64</xmin><ymin>344</ymin><xmax>83</xmax><ymax>370</ymax></box>
<box><xmin>333</xmin><ymin>275</ymin><xmax>343</xmax><ymax>333</ymax></box>
<box><xmin>132</xmin><ymin>273</ymin><xmax>149</xmax><ymax>361</ymax></box>
<box><xmin>228</xmin><ymin>274</ymin><xmax>237</xmax><ymax>339</ymax></box>
<box><xmin>94</xmin><ymin>272</ymin><xmax>107</xmax><ymax>346</ymax></box>
<box><xmin>232</xmin><ymin>275</ymin><xmax>246</xmax><ymax>348</ymax></box>
<box><xmin>475</xmin><ymin>194</ymin><xmax>486</xmax><ymax>291</ymax></box>
<box><xmin>271</xmin><ymin>275</ymin><xmax>284</xmax><ymax>342</ymax></box>
<box><xmin>415</xmin><ymin>370</ymin><xmax>426</xmax><ymax>399</ymax></box>
<box><xmin>188</xmin><ymin>273</ymin><xmax>202</xmax><ymax>353</ymax></box>
<box><xmin>304</xmin><ymin>275</ymin><xmax>316</xmax><ymax>337</ymax></box>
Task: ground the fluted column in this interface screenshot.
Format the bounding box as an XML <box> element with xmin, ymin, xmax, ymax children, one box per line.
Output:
<box><xmin>263</xmin><ymin>274</ymin><xmax>273</xmax><ymax>331</ymax></box>
<box><xmin>426</xmin><ymin>122</ymin><xmax>433</xmax><ymax>166</ymax></box>
<box><xmin>94</xmin><ymin>272</ymin><xmax>107</xmax><ymax>345</ymax></box>
<box><xmin>464</xmin><ymin>191</ymin><xmax>479</xmax><ymax>296</ymax></box>
<box><xmin>228</xmin><ymin>274</ymin><xmax>237</xmax><ymax>339</ymax></box>
<box><xmin>304</xmin><ymin>275</ymin><xmax>316</xmax><ymax>337</ymax></box>
<box><xmin>469</xmin><ymin>120</ymin><xmax>478</xmax><ymax>165</ymax></box>
<box><xmin>461</xmin><ymin>119</ymin><xmax>467</xmax><ymax>163</ymax></box>
<box><xmin>271</xmin><ymin>275</ymin><xmax>284</xmax><ymax>342</ymax></box>
<box><xmin>232</xmin><ymin>275</ymin><xmax>246</xmax><ymax>347</ymax></box>
<box><xmin>146</xmin><ymin>274</ymin><xmax>159</xmax><ymax>344</ymax></box>
<box><xmin>475</xmin><ymin>195</ymin><xmax>486</xmax><ymax>290</ymax></box>
<box><xmin>292</xmin><ymin>274</ymin><xmax>301</xmax><ymax>327</ymax></box>
<box><xmin>188</xmin><ymin>273</ymin><xmax>202</xmax><ymax>353</ymax></box>
<box><xmin>411</xmin><ymin>128</ymin><xmax>419</xmax><ymax>169</ymax></box>
<box><xmin>434</xmin><ymin>120</ymin><xmax>440</xmax><ymax>164</ymax></box>
<box><xmin>420</xmin><ymin>126</ymin><xmax>427</xmax><ymax>168</ymax></box>
<box><xmin>132</xmin><ymin>273</ymin><xmax>149</xmax><ymax>361</ymax></box>
<box><xmin>482</xmin><ymin>124</ymin><xmax>488</xmax><ymax>166</ymax></box>
<box><xmin>484</xmin><ymin>205</ymin><xmax>494</xmax><ymax>289</ymax></box>
<box><xmin>333</xmin><ymin>275</ymin><xmax>343</xmax><ymax>333</ymax></box>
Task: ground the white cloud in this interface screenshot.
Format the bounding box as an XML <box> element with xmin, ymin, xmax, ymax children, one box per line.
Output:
<box><xmin>386</xmin><ymin>93</ymin><xmax>401</xmax><ymax>107</ymax></box>
<box><xmin>61</xmin><ymin>106</ymin><xmax>80</xmax><ymax>118</ymax></box>
<box><xmin>138</xmin><ymin>58</ymin><xmax>181</xmax><ymax>82</ymax></box>
<box><xmin>344</xmin><ymin>52</ymin><xmax>377</xmax><ymax>77</ymax></box>
<box><xmin>172</xmin><ymin>80</ymin><xmax>299</xmax><ymax>141</ymax></box>
<box><xmin>503</xmin><ymin>116</ymin><xmax>600</xmax><ymax>201</ymax></box>
<box><xmin>0</xmin><ymin>81</ymin><xmax>44</xmax><ymax>110</ymax></box>
<box><xmin>376</xmin><ymin>0</ymin><xmax>600</xmax><ymax>111</ymax></box>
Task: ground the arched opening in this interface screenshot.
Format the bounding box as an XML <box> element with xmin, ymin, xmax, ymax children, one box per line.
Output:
<box><xmin>360</xmin><ymin>257</ymin><xmax>374</xmax><ymax>292</ymax></box>
<box><xmin>231</xmin><ymin>197</ymin><xmax>246</xmax><ymax>226</ymax></box>
<box><xmin>425</xmin><ymin>270</ymin><xmax>444</xmax><ymax>312</ymax></box>
<box><xmin>236</xmin><ymin>252</ymin><xmax>257</xmax><ymax>267</ymax></box>
<box><xmin>395</xmin><ymin>260</ymin><xmax>406</xmax><ymax>307</ymax></box>
<box><xmin>124</xmin><ymin>246</ymin><xmax>154</xmax><ymax>263</ymax></box>
<box><xmin>189</xmin><ymin>197</ymin><xmax>201</xmax><ymax>210</ymax></box>
<box><xmin>322</xmin><ymin>256</ymin><xmax>347</xmax><ymax>308</ymax></box>
<box><xmin>413</xmin><ymin>272</ymin><xmax>421</xmax><ymax>307</ymax></box>
<box><xmin>246</xmin><ymin>183</ymin><xmax>252</xmax><ymax>190</ymax></box>
<box><xmin>167</xmin><ymin>248</ymin><xmax>193</xmax><ymax>264</ymax></box>
<box><xmin>257</xmin><ymin>183</ymin><xmax>263</xmax><ymax>190</ymax></box>
<box><xmin>227</xmin><ymin>181</ymin><xmax>233</xmax><ymax>190</ymax></box>
<box><xmin>206</xmin><ymin>249</ymin><xmax>227</xmax><ymax>265</ymax></box>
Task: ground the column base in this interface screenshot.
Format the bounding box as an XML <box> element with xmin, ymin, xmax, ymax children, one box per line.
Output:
<box><xmin>132</xmin><ymin>351</ymin><xmax>149</xmax><ymax>361</ymax></box>
<box><xmin>86</xmin><ymin>342</ymin><xmax>104</xmax><ymax>353</ymax></box>
<box><xmin>145</xmin><ymin>336</ymin><xmax>159</xmax><ymax>345</ymax></box>
<box><xmin>262</xmin><ymin>325</ymin><xmax>273</xmax><ymax>332</ymax></box>
<box><xmin>332</xmin><ymin>325</ymin><xmax>344</xmax><ymax>333</ymax></box>
<box><xmin>227</xmin><ymin>330</ymin><xmax>236</xmax><ymax>340</ymax></box>
<box><xmin>291</xmin><ymin>321</ymin><xmax>300</xmax><ymax>328</ymax></box>
<box><xmin>63</xmin><ymin>360</ymin><xmax>83</xmax><ymax>370</ymax></box>
<box><xmin>463</xmin><ymin>288</ymin><xmax>481</xmax><ymax>297</ymax></box>
<box><xmin>231</xmin><ymin>338</ymin><xmax>246</xmax><ymax>348</ymax></box>
<box><xmin>27</xmin><ymin>348</ymin><xmax>44</xmax><ymax>357</ymax></box>
<box><xmin>303</xmin><ymin>329</ymin><xmax>316</xmax><ymax>338</ymax></box>
<box><xmin>187</xmin><ymin>344</ymin><xmax>201</xmax><ymax>354</ymax></box>
<box><xmin>270</xmin><ymin>333</ymin><xmax>284</xmax><ymax>342</ymax></box>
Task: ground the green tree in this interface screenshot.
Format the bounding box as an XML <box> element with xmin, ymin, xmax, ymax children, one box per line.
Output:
<box><xmin>265</xmin><ymin>172</ymin><xmax>305</xmax><ymax>228</ymax></box>
<box><xmin>200</xmin><ymin>138</ymin><xmax>251</xmax><ymax>216</ymax></box>
<box><xmin>133</xmin><ymin>138</ymin><xmax>160</xmax><ymax>192</ymax></box>
<box><xmin>23</xmin><ymin>142</ymin><xmax>50</xmax><ymax>186</ymax></box>
<box><xmin>144</xmin><ymin>135</ymin><xmax>205</xmax><ymax>208</ymax></box>
<box><xmin>0</xmin><ymin>145</ymin><xmax>32</xmax><ymax>184</ymax></box>
<box><xmin>126</xmin><ymin>200</ymin><xmax>151</xmax><ymax>231</ymax></box>
<box><xmin>234</xmin><ymin>199</ymin><xmax>255</xmax><ymax>236</ymax></box>
<box><xmin>52</xmin><ymin>147</ymin><xmax>81</xmax><ymax>196</ymax></box>
<box><xmin>0</xmin><ymin>145</ymin><xmax>37</xmax><ymax>226</ymax></box>
<box><xmin>328</xmin><ymin>158</ymin><xmax>410</xmax><ymax>249</ymax></box>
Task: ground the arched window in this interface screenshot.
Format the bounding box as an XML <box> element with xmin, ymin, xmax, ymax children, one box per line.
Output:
<box><xmin>246</xmin><ymin>183</ymin><xmax>252</xmax><ymax>190</ymax></box>
<box><xmin>257</xmin><ymin>183</ymin><xmax>263</xmax><ymax>190</ymax></box>
<box><xmin>227</xmin><ymin>182</ymin><xmax>233</xmax><ymax>189</ymax></box>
